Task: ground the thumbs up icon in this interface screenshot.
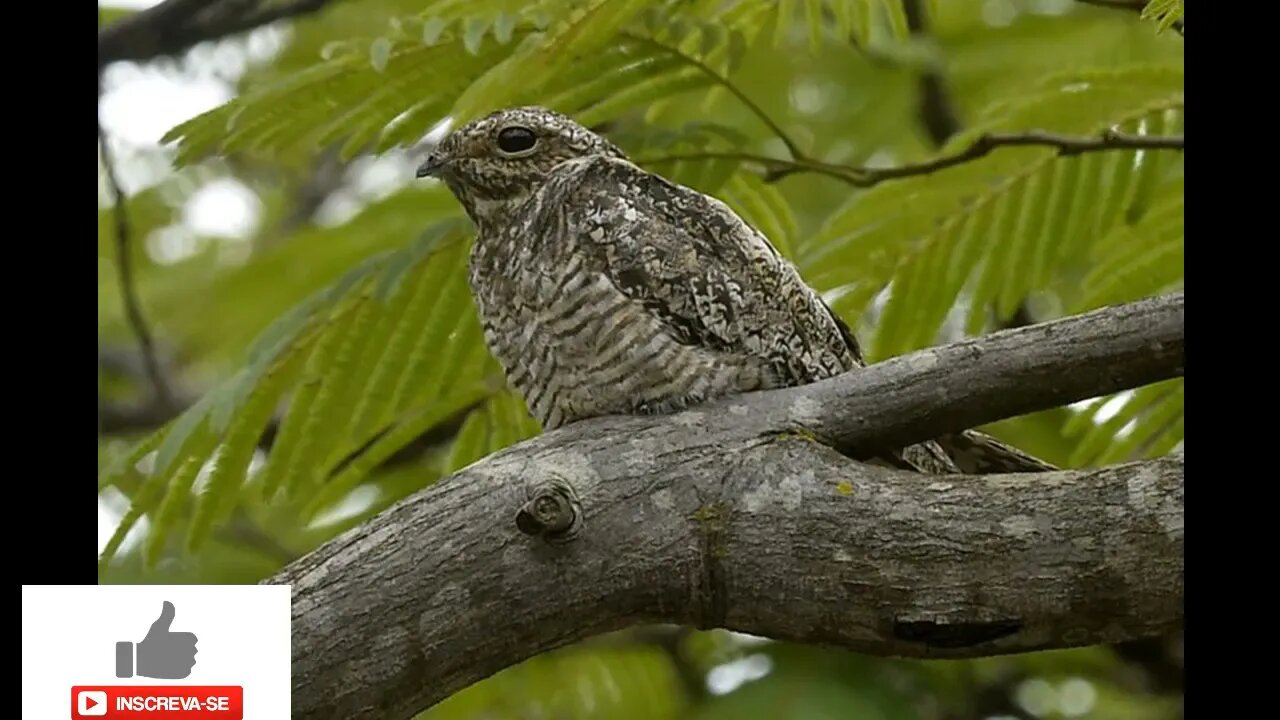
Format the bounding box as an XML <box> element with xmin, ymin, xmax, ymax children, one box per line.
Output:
<box><xmin>115</xmin><ymin>601</ymin><xmax>199</xmax><ymax>679</ymax></box>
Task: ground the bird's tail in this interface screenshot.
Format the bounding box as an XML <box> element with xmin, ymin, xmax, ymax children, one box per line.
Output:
<box><xmin>934</xmin><ymin>430</ymin><xmax>1058</xmax><ymax>474</ymax></box>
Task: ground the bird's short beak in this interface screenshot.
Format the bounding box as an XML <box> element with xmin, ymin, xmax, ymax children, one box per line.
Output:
<box><xmin>416</xmin><ymin>153</ymin><xmax>447</xmax><ymax>179</ymax></box>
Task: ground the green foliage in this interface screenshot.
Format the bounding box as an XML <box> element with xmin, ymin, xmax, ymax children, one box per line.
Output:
<box><xmin>99</xmin><ymin>4</ymin><xmax>136</xmax><ymax>26</ymax></box>
<box><xmin>423</xmin><ymin>641</ymin><xmax>688</xmax><ymax>720</ymax></box>
<box><xmin>99</xmin><ymin>0</ymin><xmax>1183</xmax><ymax>717</ymax></box>
<box><xmin>98</xmin><ymin>220</ymin><xmax>514</xmax><ymax>568</ymax></box>
<box><xmin>805</xmin><ymin>66</ymin><xmax>1183</xmax><ymax>358</ymax></box>
<box><xmin>1063</xmin><ymin>379</ymin><xmax>1183</xmax><ymax>467</ymax></box>
<box><xmin>1142</xmin><ymin>0</ymin><xmax>1184</xmax><ymax>34</ymax></box>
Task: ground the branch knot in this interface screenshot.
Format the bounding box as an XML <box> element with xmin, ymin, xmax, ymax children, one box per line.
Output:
<box><xmin>515</xmin><ymin>476</ymin><xmax>582</xmax><ymax>543</ymax></box>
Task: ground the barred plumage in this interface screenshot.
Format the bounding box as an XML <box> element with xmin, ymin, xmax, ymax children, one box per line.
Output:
<box><xmin>418</xmin><ymin>106</ymin><xmax>1053</xmax><ymax>474</ymax></box>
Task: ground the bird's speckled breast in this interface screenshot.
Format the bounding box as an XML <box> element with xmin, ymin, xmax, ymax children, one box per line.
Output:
<box><xmin>469</xmin><ymin>237</ymin><xmax>763</xmax><ymax>430</ymax></box>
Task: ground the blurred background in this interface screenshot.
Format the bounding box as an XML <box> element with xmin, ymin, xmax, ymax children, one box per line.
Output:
<box><xmin>98</xmin><ymin>1</ymin><xmax>1183</xmax><ymax>718</ymax></box>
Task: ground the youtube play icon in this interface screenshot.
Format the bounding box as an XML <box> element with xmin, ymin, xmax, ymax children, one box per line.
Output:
<box><xmin>78</xmin><ymin>690</ymin><xmax>107</xmax><ymax>716</ymax></box>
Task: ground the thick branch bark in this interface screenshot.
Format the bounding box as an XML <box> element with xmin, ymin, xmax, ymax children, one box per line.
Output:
<box><xmin>270</xmin><ymin>293</ymin><xmax>1184</xmax><ymax>720</ymax></box>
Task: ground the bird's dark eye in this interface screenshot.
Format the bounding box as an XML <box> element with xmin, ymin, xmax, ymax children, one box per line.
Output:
<box><xmin>497</xmin><ymin>126</ymin><xmax>537</xmax><ymax>154</ymax></box>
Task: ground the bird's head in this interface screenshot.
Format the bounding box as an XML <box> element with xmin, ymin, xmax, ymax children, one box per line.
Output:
<box><xmin>416</xmin><ymin>106</ymin><xmax>626</xmax><ymax>228</ymax></box>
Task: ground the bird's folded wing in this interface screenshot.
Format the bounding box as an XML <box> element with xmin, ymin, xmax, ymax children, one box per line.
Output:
<box><xmin>546</xmin><ymin>155</ymin><xmax>857</xmax><ymax>385</ymax></box>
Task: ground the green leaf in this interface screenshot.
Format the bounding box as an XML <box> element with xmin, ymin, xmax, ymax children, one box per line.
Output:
<box><xmin>463</xmin><ymin>15</ymin><xmax>491</xmax><ymax>54</ymax></box>
<box><xmin>99</xmin><ymin>428</ymin><xmax>167</xmax><ymax>492</ymax></box>
<box><xmin>386</xmin><ymin>247</ymin><xmax>477</xmax><ymax>415</ymax></box>
<box><xmin>1078</xmin><ymin>182</ymin><xmax>1183</xmax><ymax>311</ymax></box>
<box><xmin>346</xmin><ymin>231</ymin><xmax>471</xmax><ymax>445</ymax></box>
<box><xmin>487</xmin><ymin>389</ymin><xmax>539</xmax><ymax>453</ymax></box>
<box><xmin>370</xmin><ymin>37</ymin><xmax>392</xmax><ymax>71</ymax></box>
<box><xmin>1141</xmin><ymin>0</ymin><xmax>1184</xmax><ymax>34</ymax></box>
<box><xmin>1066</xmin><ymin>380</ymin><xmax>1183</xmax><ymax>467</ymax></box>
<box><xmin>144</xmin><ymin>448</ymin><xmax>212</xmax><ymax>567</ymax></box>
<box><xmin>804</xmin><ymin>0</ymin><xmax>824</xmax><ymax>51</ymax></box>
<box><xmin>773</xmin><ymin>0</ymin><xmax>797</xmax><ymax>47</ymax></box>
<box><xmin>187</xmin><ymin>339</ymin><xmax>313</xmax><ymax>552</ymax></box>
<box><xmin>493</xmin><ymin>11</ymin><xmax>518</xmax><ymax>43</ymax></box>
<box><xmin>450</xmin><ymin>0</ymin><xmax>653</xmax><ymax>124</ymax></box>
<box><xmin>99</xmin><ymin>4</ymin><xmax>136</xmax><ymax>26</ymax></box>
<box><xmin>164</xmin><ymin>37</ymin><xmax>516</xmax><ymax>165</ymax></box>
<box><xmin>445</xmin><ymin>404</ymin><xmax>491</xmax><ymax>473</ymax></box>
<box><xmin>421</xmin><ymin>16</ymin><xmax>449</xmax><ymax>45</ymax></box>
<box><xmin>263</xmin><ymin>287</ymin><xmax>378</xmax><ymax>501</ymax></box>
<box><xmin>151</xmin><ymin>393</ymin><xmax>217</xmax><ymax>482</ymax></box>
<box><xmin>305</xmin><ymin>383</ymin><xmax>493</xmax><ymax>519</ymax></box>
<box><xmin>102</xmin><ymin>210</ymin><xmax>495</xmax><ymax>558</ymax></box>
<box><xmin>99</xmin><ymin>470</ymin><xmax>169</xmax><ymax>576</ymax></box>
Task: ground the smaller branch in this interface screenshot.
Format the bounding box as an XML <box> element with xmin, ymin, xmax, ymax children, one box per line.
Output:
<box><xmin>267</xmin><ymin>148</ymin><xmax>348</xmax><ymax>243</ymax></box>
<box><xmin>99</xmin><ymin>395</ymin><xmax>190</xmax><ymax>435</ymax></box>
<box><xmin>99</xmin><ymin>123</ymin><xmax>175</xmax><ymax>412</ymax></box>
<box><xmin>221</xmin><ymin>0</ymin><xmax>332</xmax><ymax>35</ymax></box>
<box><xmin>1076</xmin><ymin>0</ymin><xmax>1184</xmax><ymax>35</ymax></box>
<box><xmin>902</xmin><ymin>0</ymin><xmax>962</xmax><ymax>147</ymax></box>
<box><xmin>99</xmin><ymin>0</ymin><xmax>338</xmax><ymax>68</ymax></box>
<box><xmin>639</xmin><ymin>130</ymin><xmax>1184</xmax><ymax>187</ymax></box>
<box><xmin>846</xmin><ymin>130</ymin><xmax>1185</xmax><ymax>184</ymax></box>
<box><xmin>637</xmin><ymin>151</ymin><xmax>862</xmax><ymax>185</ymax></box>
<box><xmin>1111</xmin><ymin>634</ymin><xmax>1184</xmax><ymax>694</ymax></box>
<box><xmin>621</xmin><ymin>32</ymin><xmax>805</xmax><ymax>161</ymax></box>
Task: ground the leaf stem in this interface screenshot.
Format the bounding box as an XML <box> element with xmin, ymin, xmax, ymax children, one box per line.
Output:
<box><xmin>621</xmin><ymin>31</ymin><xmax>805</xmax><ymax>161</ymax></box>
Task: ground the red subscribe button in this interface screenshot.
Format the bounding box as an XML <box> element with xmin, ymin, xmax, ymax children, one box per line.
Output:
<box><xmin>71</xmin><ymin>686</ymin><xmax>242</xmax><ymax>719</ymax></box>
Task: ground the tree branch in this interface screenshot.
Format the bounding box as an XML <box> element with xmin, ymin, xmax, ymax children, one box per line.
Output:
<box><xmin>270</xmin><ymin>293</ymin><xmax>1184</xmax><ymax>719</ymax></box>
<box><xmin>639</xmin><ymin>130</ymin><xmax>1184</xmax><ymax>187</ymax></box>
<box><xmin>98</xmin><ymin>0</ymin><xmax>339</xmax><ymax>68</ymax></box>
<box><xmin>1112</xmin><ymin>633</ymin><xmax>1184</xmax><ymax>694</ymax></box>
<box><xmin>852</xmin><ymin>130</ymin><xmax>1185</xmax><ymax>183</ymax></box>
<box><xmin>903</xmin><ymin>0</ymin><xmax>962</xmax><ymax>146</ymax></box>
<box><xmin>99</xmin><ymin>123</ymin><xmax>176</xmax><ymax>412</ymax></box>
